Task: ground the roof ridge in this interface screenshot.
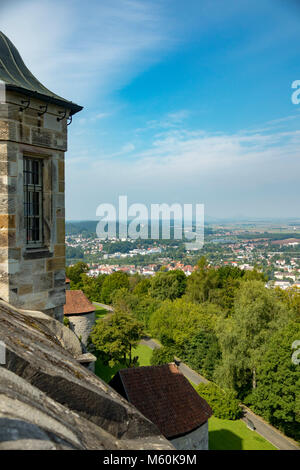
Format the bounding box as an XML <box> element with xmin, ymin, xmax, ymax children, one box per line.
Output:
<box><xmin>0</xmin><ymin>31</ymin><xmax>83</xmax><ymax>115</ymax></box>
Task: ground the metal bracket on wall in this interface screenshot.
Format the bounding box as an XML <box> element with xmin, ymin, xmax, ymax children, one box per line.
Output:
<box><xmin>57</xmin><ymin>109</ymin><xmax>67</xmax><ymax>122</ymax></box>
<box><xmin>19</xmin><ymin>98</ymin><xmax>30</xmax><ymax>112</ymax></box>
<box><xmin>38</xmin><ymin>103</ymin><xmax>48</xmax><ymax>117</ymax></box>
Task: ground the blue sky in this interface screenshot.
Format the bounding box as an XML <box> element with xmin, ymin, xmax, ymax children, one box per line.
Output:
<box><xmin>1</xmin><ymin>0</ymin><xmax>300</xmax><ymax>219</ymax></box>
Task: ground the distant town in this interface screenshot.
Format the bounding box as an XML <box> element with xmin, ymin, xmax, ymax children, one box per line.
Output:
<box><xmin>66</xmin><ymin>219</ymin><xmax>300</xmax><ymax>290</ymax></box>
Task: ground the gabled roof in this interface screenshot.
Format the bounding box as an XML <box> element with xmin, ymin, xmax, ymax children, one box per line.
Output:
<box><xmin>64</xmin><ymin>290</ymin><xmax>95</xmax><ymax>315</ymax></box>
<box><xmin>0</xmin><ymin>31</ymin><xmax>82</xmax><ymax>115</ymax></box>
<box><xmin>109</xmin><ymin>363</ymin><xmax>213</xmax><ymax>439</ymax></box>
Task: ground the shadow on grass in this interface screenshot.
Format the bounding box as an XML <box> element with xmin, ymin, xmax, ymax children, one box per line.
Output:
<box><xmin>95</xmin><ymin>308</ymin><xmax>109</xmax><ymax>320</ymax></box>
<box><xmin>94</xmin><ymin>356</ymin><xmax>145</xmax><ymax>383</ymax></box>
<box><xmin>209</xmin><ymin>429</ymin><xmax>243</xmax><ymax>450</ymax></box>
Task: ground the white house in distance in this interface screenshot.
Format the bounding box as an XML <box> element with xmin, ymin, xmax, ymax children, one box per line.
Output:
<box><xmin>109</xmin><ymin>363</ymin><xmax>213</xmax><ymax>450</ymax></box>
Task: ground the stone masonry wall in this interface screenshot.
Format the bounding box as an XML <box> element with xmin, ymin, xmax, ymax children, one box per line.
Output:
<box><xmin>68</xmin><ymin>312</ymin><xmax>96</xmax><ymax>347</ymax></box>
<box><xmin>170</xmin><ymin>421</ymin><xmax>209</xmax><ymax>450</ymax></box>
<box><xmin>0</xmin><ymin>89</ymin><xmax>69</xmax><ymax>321</ymax></box>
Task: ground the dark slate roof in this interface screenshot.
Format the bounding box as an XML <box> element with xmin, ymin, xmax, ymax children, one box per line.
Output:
<box><xmin>109</xmin><ymin>364</ymin><xmax>213</xmax><ymax>439</ymax></box>
<box><xmin>0</xmin><ymin>31</ymin><xmax>82</xmax><ymax>115</ymax></box>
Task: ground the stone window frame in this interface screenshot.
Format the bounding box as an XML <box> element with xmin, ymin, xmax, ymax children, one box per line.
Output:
<box><xmin>23</xmin><ymin>156</ymin><xmax>44</xmax><ymax>247</ymax></box>
<box><xmin>22</xmin><ymin>151</ymin><xmax>53</xmax><ymax>260</ymax></box>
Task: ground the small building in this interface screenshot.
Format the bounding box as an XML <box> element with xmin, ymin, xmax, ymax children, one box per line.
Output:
<box><xmin>64</xmin><ymin>290</ymin><xmax>95</xmax><ymax>347</ymax></box>
<box><xmin>109</xmin><ymin>363</ymin><xmax>213</xmax><ymax>450</ymax></box>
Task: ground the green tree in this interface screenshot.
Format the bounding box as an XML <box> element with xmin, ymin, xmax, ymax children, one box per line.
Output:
<box><xmin>182</xmin><ymin>331</ymin><xmax>221</xmax><ymax>380</ymax></box>
<box><xmin>214</xmin><ymin>281</ymin><xmax>291</xmax><ymax>397</ymax></box>
<box><xmin>275</xmin><ymin>287</ymin><xmax>300</xmax><ymax>322</ymax></box>
<box><xmin>132</xmin><ymin>296</ymin><xmax>162</xmax><ymax>329</ymax></box>
<box><xmin>133</xmin><ymin>278</ymin><xmax>151</xmax><ymax>296</ymax></box>
<box><xmin>66</xmin><ymin>262</ymin><xmax>89</xmax><ymax>288</ymax></box>
<box><xmin>196</xmin><ymin>383</ymin><xmax>242</xmax><ymax>420</ymax></box>
<box><xmin>91</xmin><ymin>310</ymin><xmax>144</xmax><ymax>368</ymax></box>
<box><xmin>112</xmin><ymin>288</ymin><xmax>139</xmax><ymax>313</ymax></box>
<box><xmin>209</xmin><ymin>266</ymin><xmax>244</xmax><ymax>314</ymax></box>
<box><xmin>128</xmin><ymin>273</ymin><xmax>143</xmax><ymax>292</ymax></box>
<box><xmin>101</xmin><ymin>271</ymin><xmax>130</xmax><ymax>304</ymax></box>
<box><xmin>149</xmin><ymin>298</ymin><xmax>217</xmax><ymax>351</ymax></box>
<box><xmin>245</xmin><ymin>321</ymin><xmax>300</xmax><ymax>441</ymax></box>
<box><xmin>149</xmin><ymin>270</ymin><xmax>187</xmax><ymax>301</ymax></box>
<box><xmin>185</xmin><ymin>257</ymin><xmax>219</xmax><ymax>304</ymax></box>
<box><xmin>150</xmin><ymin>346</ymin><xmax>176</xmax><ymax>366</ymax></box>
<box><xmin>241</xmin><ymin>269</ymin><xmax>267</xmax><ymax>283</ymax></box>
<box><xmin>81</xmin><ymin>273</ymin><xmax>106</xmax><ymax>301</ymax></box>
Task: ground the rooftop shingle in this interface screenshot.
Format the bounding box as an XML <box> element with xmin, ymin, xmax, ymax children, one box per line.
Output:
<box><xmin>64</xmin><ymin>290</ymin><xmax>95</xmax><ymax>315</ymax></box>
<box><xmin>110</xmin><ymin>364</ymin><xmax>213</xmax><ymax>439</ymax></box>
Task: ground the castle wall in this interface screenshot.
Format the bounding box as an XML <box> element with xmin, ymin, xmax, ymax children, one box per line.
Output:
<box><xmin>67</xmin><ymin>311</ymin><xmax>96</xmax><ymax>347</ymax></box>
<box><xmin>0</xmin><ymin>90</ymin><xmax>69</xmax><ymax>321</ymax></box>
<box><xmin>170</xmin><ymin>421</ymin><xmax>209</xmax><ymax>450</ymax></box>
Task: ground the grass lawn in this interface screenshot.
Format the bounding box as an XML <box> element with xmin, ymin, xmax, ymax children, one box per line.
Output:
<box><xmin>95</xmin><ymin>344</ymin><xmax>153</xmax><ymax>383</ymax></box>
<box><xmin>209</xmin><ymin>416</ymin><xmax>277</xmax><ymax>450</ymax></box>
<box><xmin>93</xmin><ymin>304</ymin><xmax>109</xmax><ymax>320</ymax></box>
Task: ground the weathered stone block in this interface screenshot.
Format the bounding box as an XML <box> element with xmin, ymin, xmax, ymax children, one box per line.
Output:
<box><xmin>0</xmin><ymin>214</ymin><xmax>16</xmax><ymax>229</ymax></box>
<box><xmin>56</xmin><ymin>219</ymin><xmax>65</xmax><ymax>244</ymax></box>
<box><xmin>18</xmin><ymin>290</ymin><xmax>48</xmax><ymax>310</ymax></box>
<box><xmin>18</xmin><ymin>123</ymin><xmax>30</xmax><ymax>143</ymax></box>
<box><xmin>47</xmin><ymin>287</ymin><xmax>66</xmax><ymax>310</ymax></box>
<box><xmin>6</xmin><ymin>142</ymin><xmax>18</xmax><ymax>161</ymax></box>
<box><xmin>0</xmin><ymin>161</ymin><xmax>7</xmax><ymax>174</ymax></box>
<box><xmin>0</xmin><ymin>176</ymin><xmax>17</xmax><ymax>194</ymax></box>
<box><xmin>0</xmin><ymin>161</ymin><xmax>17</xmax><ymax>177</ymax></box>
<box><xmin>46</xmin><ymin>257</ymin><xmax>65</xmax><ymax>272</ymax></box>
<box><xmin>18</xmin><ymin>284</ymin><xmax>33</xmax><ymax>295</ymax></box>
<box><xmin>0</xmin><ymin>120</ymin><xmax>9</xmax><ymax>140</ymax></box>
<box><xmin>31</xmin><ymin>259</ymin><xmax>46</xmax><ymax>273</ymax></box>
<box><xmin>0</xmin><ymin>247</ymin><xmax>8</xmax><ymax>262</ymax></box>
<box><xmin>56</xmin><ymin>207</ymin><xmax>65</xmax><ymax>218</ymax></box>
<box><xmin>0</xmin><ymin>195</ymin><xmax>15</xmax><ymax>214</ymax></box>
<box><xmin>0</xmin><ymin>120</ymin><xmax>17</xmax><ymax>141</ymax></box>
<box><xmin>32</xmin><ymin>272</ymin><xmax>53</xmax><ymax>292</ymax></box>
<box><xmin>0</xmin><ymin>230</ymin><xmax>16</xmax><ymax>247</ymax></box>
<box><xmin>54</xmin><ymin>244</ymin><xmax>65</xmax><ymax>258</ymax></box>
<box><xmin>53</xmin><ymin>269</ymin><xmax>66</xmax><ymax>288</ymax></box>
<box><xmin>58</xmin><ymin>160</ymin><xmax>64</xmax><ymax>181</ymax></box>
<box><xmin>68</xmin><ymin>312</ymin><xmax>95</xmax><ymax>347</ymax></box>
<box><xmin>8</xmin><ymin>248</ymin><xmax>21</xmax><ymax>260</ymax></box>
<box><xmin>56</xmin><ymin>193</ymin><xmax>64</xmax><ymax>208</ymax></box>
<box><xmin>0</xmin><ymin>281</ymin><xmax>9</xmax><ymax>300</ymax></box>
<box><xmin>31</xmin><ymin>128</ymin><xmax>52</xmax><ymax>148</ymax></box>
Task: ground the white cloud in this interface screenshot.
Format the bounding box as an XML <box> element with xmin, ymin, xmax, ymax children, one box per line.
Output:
<box><xmin>0</xmin><ymin>0</ymin><xmax>177</xmax><ymax>103</ymax></box>
<box><xmin>93</xmin><ymin>113</ymin><xmax>110</xmax><ymax>120</ymax></box>
<box><xmin>66</xmin><ymin>122</ymin><xmax>300</xmax><ymax>219</ymax></box>
<box><xmin>141</xmin><ymin>109</ymin><xmax>190</xmax><ymax>131</ymax></box>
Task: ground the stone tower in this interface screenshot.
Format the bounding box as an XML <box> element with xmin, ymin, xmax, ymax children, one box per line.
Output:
<box><xmin>0</xmin><ymin>32</ymin><xmax>82</xmax><ymax>321</ymax></box>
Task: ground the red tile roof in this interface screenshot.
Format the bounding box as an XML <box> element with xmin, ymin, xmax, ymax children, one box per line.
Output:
<box><xmin>112</xmin><ymin>364</ymin><xmax>212</xmax><ymax>439</ymax></box>
<box><xmin>64</xmin><ymin>290</ymin><xmax>95</xmax><ymax>315</ymax></box>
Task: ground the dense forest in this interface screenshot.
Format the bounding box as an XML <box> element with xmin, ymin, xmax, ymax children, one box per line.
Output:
<box><xmin>66</xmin><ymin>259</ymin><xmax>300</xmax><ymax>441</ymax></box>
